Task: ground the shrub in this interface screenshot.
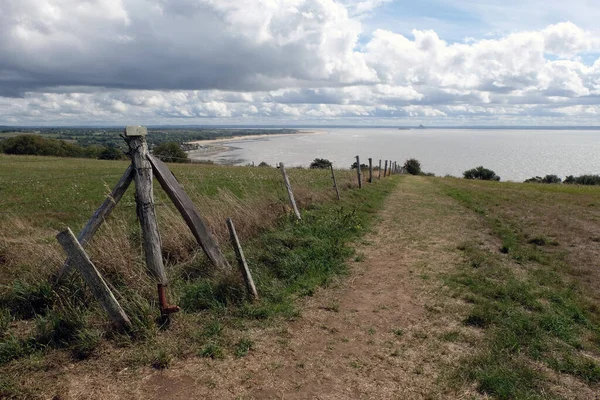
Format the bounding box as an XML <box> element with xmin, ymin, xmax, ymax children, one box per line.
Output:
<box><xmin>463</xmin><ymin>166</ymin><xmax>500</xmax><ymax>181</ymax></box>
<box><xmin>99</xmin><ymin>146</ymin><xmax>126</xmax><ymax>160</ymax></box>
<box><xmin>350</xmin><ymin>161</ymin><xmax>368</xmax><ymax>169</ymax></box>
<box><xmin>524</xmin><ymin>175</ymin><xmax>561</xmax><ymax>184</ymax></box>
<box><xmin>152</xmin><ymin>142</ymin><xmax>189</xmax><ymax>163</ymax></box>
<box><xmin>309</xmin><ymin>158</ymin><xmax>332</xmax><ymax>169</ymax></box>
<box><xmin>564</xmin><ymin>175</ymin><xmax>600</xmax><ymax>185</ymax></box>
<box><xmin>403</xmin><ymin>158</ymin><xmax>422</xmax><ymax>175</ymax></box>
<box><xmin>257</xmin><ymin>161</ymin><xmax>271</xmax><ymax>167</ymax></box>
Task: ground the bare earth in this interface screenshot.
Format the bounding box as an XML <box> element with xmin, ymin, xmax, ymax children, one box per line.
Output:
<box><xmin>66</xmin><ymin>177</ymin><xmax>487</xmax><ymax>399</ymax></box>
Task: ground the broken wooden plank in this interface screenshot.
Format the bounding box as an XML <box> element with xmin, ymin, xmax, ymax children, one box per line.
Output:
<box><xmin>56</xmin><ymin>228</ymin><xmax>132</xmax><ymax>330</ymax></box>
<box><xmin>226</xmin><ymin>218</ymin><xmax>259</xmax><ymax>301</ymax></box>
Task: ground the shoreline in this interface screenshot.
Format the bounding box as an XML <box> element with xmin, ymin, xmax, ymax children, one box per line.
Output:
<box><xmin>186</xmin><ymin>129</ymin><xmax>325</xmax><ymax>146</ymax></box>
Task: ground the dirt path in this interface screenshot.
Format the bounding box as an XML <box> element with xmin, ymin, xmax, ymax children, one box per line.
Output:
<box><xmin>68</xmin><ymin>177</ymin><xmax>484</xmax><ymax>399</ymax></box>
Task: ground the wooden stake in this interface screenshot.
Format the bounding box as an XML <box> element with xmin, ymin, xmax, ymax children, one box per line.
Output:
<box><xmin>356</xmin><ymin>155</ymin><xmax>362</xmax><ymax>188</ymax></box>
<box><xmin>148</xmin><ymin>154</ymin><xmax>231</xmax><ymax>271</ymax></box>
<box><xmin>384</xmin><ymin>160</ymin><xmax>388</xmax><ymax>177</ymax></box>
<box><xmin>368</xmin><ymin>158</ymin><xmax>373</xmax><ymax>183</ymax></box>
<box><xmin>330</xmin><ymin>164</ymin><xmax>341</xmax><ymax>201</ymax></box>
<box><xmin>125</xmin><ymin>133</ymin><xmax>167</xmax><ymax>284</ymax></box>
<box><xmin>378</xmin><ymin>159</ymin><xmax>382</xmax><ymax>179</ymax></box>
<box><xmin>226</xmin><ymin>218</ymin><xmax>259</xmax><ymax>301</ymax></box>
<box><xmin>56</xmin><ymin>165</ymin><xmax>134</xmax><ymax>283</ymax></box>
<box><xmin>56</xmin><ymin>228</ymin><xmax>132</xmax><ymax>330</ymax></box>
<box><xmin>280</xmin><ymin>163</ymin><xmax>301</xmax><ymax>220</ymax></box>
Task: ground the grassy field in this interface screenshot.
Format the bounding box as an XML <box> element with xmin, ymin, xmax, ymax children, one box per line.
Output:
<box><xmin>435</xmin><ymin>178</ymin><xmax>600</xmax><ymax>398</ymax></box>
<box><xmin>0</xmin><ymin>154</ymin><xmax>396</xmax><ymax>398</ymax></box>
<box><xmin>1</xmin><ymin>154</ymin><xmax>600</xmax><ymax>399</ymax></box>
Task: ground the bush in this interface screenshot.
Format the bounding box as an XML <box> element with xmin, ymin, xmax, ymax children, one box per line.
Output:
<box><xmin>309</xmin><ymin>158</ymin><xmax>332</xmax><ymax>169</ymax></box>
<box><xmin>564</xmin><ymin>175</ymin><xmax>600</xmax><ymax>185</ymax></box>
<box><xmin>350</xmin><ymin>161</ymin><xmax>368</xmax><ymax>169</ymax></box>
<box><xmin>99</xmin><ymin>146</ymin><xmax>126</xmax><ymax>160</ymax></box>
<box><xmin>463</xmin><ymin>166</ymin><xmax>500</xmax><ymax>181</ymax></box>
<box><xmin>524</xmin><ymin>175</ymin><xmax>561</xmax><ymax>184</ymax></box>
<box><xmin>403</xmin><ymin>158</ymin><xmax>422</xmax><ymax>175</ymax></box>
<box><xmin>257</xmin><ymin>161</ymin><xmax>271</xmax><ymax>167</ymax></box>
<box><xmin>152</xmin><ymin>142</ymin><xmax>189</xmax><ymax>163</ymax></box>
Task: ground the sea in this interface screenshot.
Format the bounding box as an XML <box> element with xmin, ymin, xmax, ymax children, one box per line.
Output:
<box><xmin>188</xmin><ymin>128</ymin><xmax>600</xmax><ymax>182</ymax></box>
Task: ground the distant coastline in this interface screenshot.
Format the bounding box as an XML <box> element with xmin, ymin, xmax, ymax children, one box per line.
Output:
<box><xmin>186</xmin><ymin>129</ymin><xmax>323</xmax><ymax>146</ymax></box>
<box><xmin>186</xmin><ymin>129</ymin><xmax>325</xmax><ymax>160</ymax></box>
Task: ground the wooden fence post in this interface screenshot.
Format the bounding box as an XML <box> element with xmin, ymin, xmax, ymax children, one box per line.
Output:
<box><xmin>124</xmin><ymin>127</ymin><xmax>167</xmax><ymax>285</ymax></box>
<box><xmin>55</xmin><ymin>165</ymin><xmax>134</xmax><ymax>284</ymax></box>
<box><xmin>280</xmin><ymin>162</ymin><xmax>301</xmax><ymax>220</ymax></box>
<box><xmin>148</xmin><ymin>154</ymin><xmax>231</xmax><ymax>271</ymax></box>
<box><xmin>330</xmin><ymin>164</ymin><xmax>341</xmax><ymax>201</ymax></box>
<box><xmin>56</xmin><ymin>228</ymin><xmax>132</xmax><ymax>330</ymax></box>
<box><xmin>384</xmin><ymin>160</ymin><xmax>388</xmax><ymax>177</ymax></box>
<box><xmin>356</xmin><ymin>155</ymin><xmax>362</xmax><ymax>188</ymax></box>
<box><xmin>368</xmin><ymin>158</ymin><xmax>373</xmax><ymax>183</ymax></box>
<box><xmin>226</xmin><ymin>218</ymin><xmax>259</xmax><ymax>301</ymax></box>
<box><xmin>378</xmin><ymin>159</ymin><xmax>382</xmax><ymax>179</ymax></box>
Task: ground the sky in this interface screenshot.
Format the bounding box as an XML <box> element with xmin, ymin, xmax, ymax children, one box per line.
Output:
<box><xmin>1</xmin><ymin>0</ymin><xmax>600</xmax><ymax>126</ymax></box>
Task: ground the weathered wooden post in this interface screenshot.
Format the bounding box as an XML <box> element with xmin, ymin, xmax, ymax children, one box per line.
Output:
<box><xmin>57</xmin><ymin>228</ymin><xmax>132</xmax><ymax>330</ymax></box>
<box><xmin>356</xmin><ymin>155</ymin><xmax>362</xmax><ymax>188</ymax></box>
<box><xmin>280</xmin><ymin>162</ymin><xmax>301</xmax><ymax>220</ymax></box>
<box><xmin>148</xmin><ymin>154</ymin><xmax>231</xmax><ymax>271</ymax></box>
<box><xmin>226</xmin><ymin>218</ymin><xmax>259</xmax><ymax>301</ymax></box>
<box><xmin>384</xmin><ymin>160</ymin><xmax>388</xmax><ymax>177</ymax></box>
<box><xmin>124</xmin><ymin>126</ymin><xmax>178</xmax><ymax>315</ymax></box>
<box><xmin>378</xmin><ymin>159</ymin><xmax>382</xmax><ymax>179</ymax></box>
<box><xmin>368</xmin><ymin>158</ymin><xmax>373</xmax><ymax>183</ymax></box>
<box><xmin>330</xmin><ymin>164</ymin><xmax>341</xmax><ymax>201</ymax></box>
<box><xmin>56</xmin><ymin>165</ymin><xmax>134</xmax><ymax>283</ymax></box>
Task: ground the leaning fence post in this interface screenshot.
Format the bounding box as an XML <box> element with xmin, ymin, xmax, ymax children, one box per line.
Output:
<box><xmin>226</xmin><ymin>218</ymin><xmax>259</xmax><ymax>301</ymax></box>
<box><xmin>279</xmin><ymin>162</ymin><xmax>301</xmax><ymax>220</ymax></box>
<box><xmin>356</xmin><ymin>155</ymin><xmax>362</xmax><ymax>188</ymax></box>
<box><xmin>56</xmin><ymin>228</ymin><xmax>132</xmax><ymax>330</ymax></box>
<box><xmin>368</xmin><ymin>158</ymin><xmax>373</xmax><ymax>183</ymax></box>
<box><xmin>378</xmin><ymin>159</ymin><xmax>382</xmax><ymax>179</ymax></box>
<box><xmin>148</xmin><ymin>154</ymin><xmax>231</xmax><ymax>272</ymax></box>
<box><xmin>330</xmin><ymin>164</ymin><xmax>341</xmax><ymax>201</ymax></box>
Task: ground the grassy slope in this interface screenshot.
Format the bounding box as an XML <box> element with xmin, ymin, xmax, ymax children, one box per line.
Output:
<box><xmin>0</xmin><ymin>154</ymin><xmax>396</xmax><ymax>398</ymax></box>
<box><xmin>437</xmin><ymin>178</ymin><xmax>600</xmax><ymax>399</ymax></box>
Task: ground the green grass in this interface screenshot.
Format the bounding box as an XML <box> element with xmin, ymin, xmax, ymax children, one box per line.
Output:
<box><xmin>440</xmin><ymin>179</ymin><xmax>600</xmax><ymax>398</ymax></box>
<box><xmin>0</xmin><ymin>154</ymin><xmax>396</xmax><ymax>394</ymax></box>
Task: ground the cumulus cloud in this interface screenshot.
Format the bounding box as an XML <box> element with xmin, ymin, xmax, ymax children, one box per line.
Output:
<box><xmin>1</xmin><ymin>0</ymin><xmax>600</xmax><ymax>125</ymax></box>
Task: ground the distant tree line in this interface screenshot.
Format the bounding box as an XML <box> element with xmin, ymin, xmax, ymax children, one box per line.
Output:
<box><xmin>525</xmin><ymin>174</ymin><xmax>600</xmax><ymax>185</ymax></box>
<box><xmin>0</xmin><ymin>134</ymin><xmax>192</xmax><ymax>163</ymax></box>
<box><xmin>0</xmin><ymin>135</ymin><xmax>127</xmax><ymax>160</ymax></box>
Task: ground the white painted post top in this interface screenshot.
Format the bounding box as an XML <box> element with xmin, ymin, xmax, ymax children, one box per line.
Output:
<box><xmin>125</xmin><ymin>125</ymin><xmax>147</xmax><ymax>137</ymax></box>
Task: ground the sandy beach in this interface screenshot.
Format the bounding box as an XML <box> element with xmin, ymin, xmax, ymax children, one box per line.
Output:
<box><xmin>186</xmin><ymin>129</ymin><xmax>325</xmax><ymax>146</ymax></box>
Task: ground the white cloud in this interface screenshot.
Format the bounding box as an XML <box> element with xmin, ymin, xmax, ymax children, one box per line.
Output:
<box><xmin>1</xmin><ymin>1</ymin><xmax>600</xmax><ymax>125</ymax></box>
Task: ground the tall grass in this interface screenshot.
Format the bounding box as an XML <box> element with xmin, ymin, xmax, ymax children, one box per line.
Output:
<box><xmin>0</xmin><ymin>154</ymin><xmax>392</xmax><ymax>378</ymax></box>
